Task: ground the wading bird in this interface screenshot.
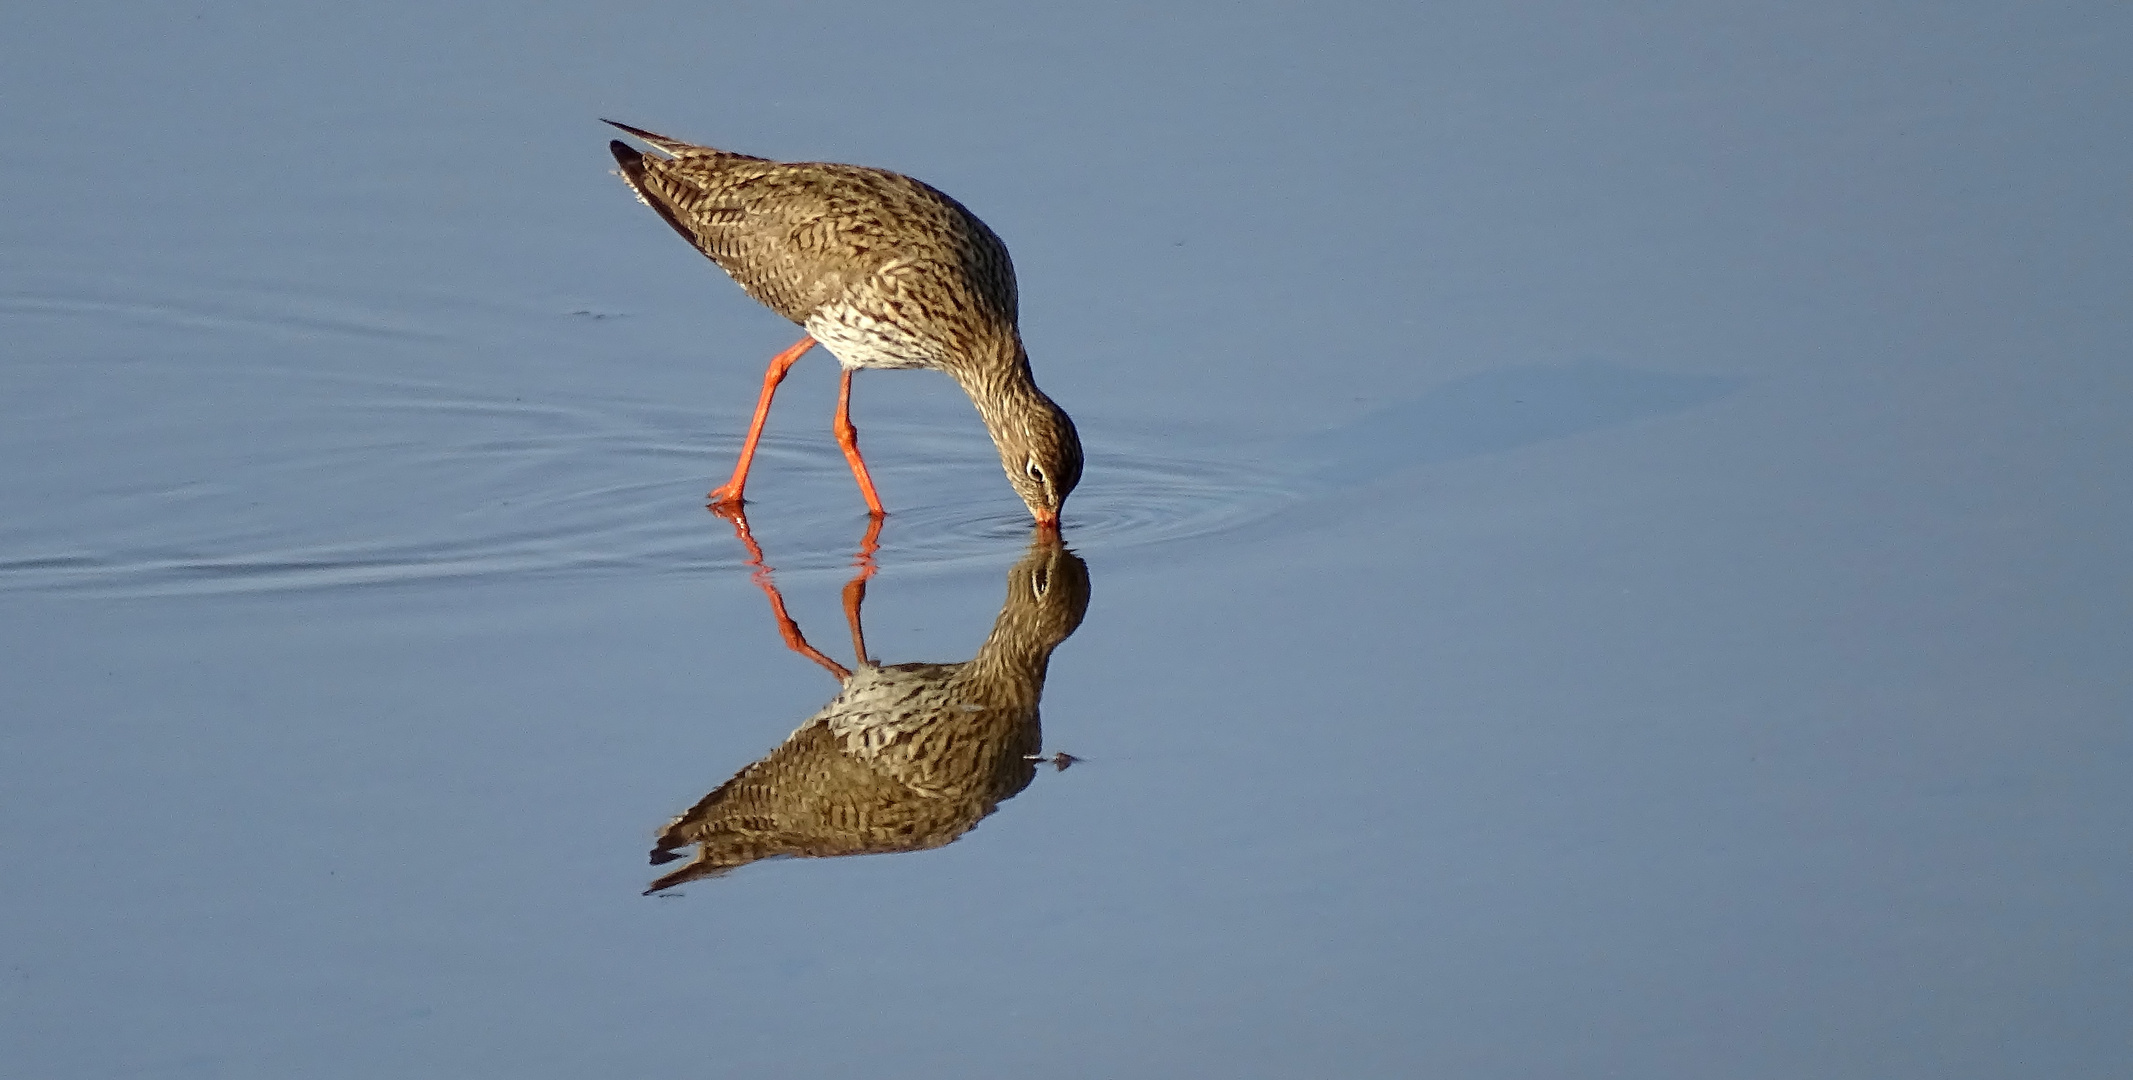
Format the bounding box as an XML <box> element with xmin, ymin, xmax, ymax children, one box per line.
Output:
<box><xmin>605</xmin><ymin>121</ymin><xmax>1082</xmax><ymax>525</ymax></box>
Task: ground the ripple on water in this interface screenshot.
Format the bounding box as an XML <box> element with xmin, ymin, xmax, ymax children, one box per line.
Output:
<box><xmin>4</xmin><ymin>394</ymin><xmax>1291</xmax><ymax>597</ymax></box>
<box><xmin>6</xmin><ymin>278</ymin><xmax>1291</xmax><ymax>596</ymax></box>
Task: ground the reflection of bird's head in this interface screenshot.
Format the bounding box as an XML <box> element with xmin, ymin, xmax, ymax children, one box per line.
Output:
<box><xmin>964</xmin><ymin>530</ymin><xmax>1090</xmax><ymax>689</ymax></box>
<box><xmin>999</xmin><ymin>530</ymin><xmax>1091</xmax><ymax>647</ymax></box>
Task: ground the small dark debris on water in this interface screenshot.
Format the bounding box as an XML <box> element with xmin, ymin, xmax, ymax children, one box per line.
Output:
<box><xmin>1026</xmin><ymin>752</ymin><xmax>1080</xmax><ymax>772</ymax></box>
<box><xmin>568</xmin><ymin>309</ymin><xmax>625</xmax><ymax>320</ymax></box>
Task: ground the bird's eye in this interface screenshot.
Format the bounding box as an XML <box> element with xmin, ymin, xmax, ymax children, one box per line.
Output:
<box><xmin>1025</xmin><ymin>459</ymin><xmax>1046</xmax><ymax>484</ymax></box>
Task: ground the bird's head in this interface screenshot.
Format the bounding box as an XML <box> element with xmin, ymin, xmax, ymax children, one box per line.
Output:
<box><xmin>994</xmin><ymin>394</ymin><xmax>1083</xmax><ymax>528</ymax></box>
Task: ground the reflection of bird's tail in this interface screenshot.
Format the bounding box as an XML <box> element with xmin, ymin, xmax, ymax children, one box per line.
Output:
<box><xmin>643</xmin><ymin>812</ymin><xmax>730</xmax><ymax>894</ymax></box>
<box><xmin>644</xmin><ymin>816</ymin><xmax>750</xmax><ymax>894</ymax></box>
<box><xmin>644</xmin><ymin>851</ymin><xmax>736</xmax><ymax>896</ymax></box>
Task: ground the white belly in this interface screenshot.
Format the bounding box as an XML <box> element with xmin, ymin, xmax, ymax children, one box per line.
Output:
<box><xmin>805</xmin><ymin>300</ymin><xmax>944</xmax><ymax>371</ymax></box>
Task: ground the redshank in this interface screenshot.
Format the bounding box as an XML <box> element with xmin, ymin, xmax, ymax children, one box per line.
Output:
<box><xmin>604</xmin><ymin>120</ymin><xmax>1083</xmax><ymax>526</ymax></box>
<box><xmin>645</xmin><ymin>517</ymin><xmax>1090</xmax><ymax>891</ymax></box>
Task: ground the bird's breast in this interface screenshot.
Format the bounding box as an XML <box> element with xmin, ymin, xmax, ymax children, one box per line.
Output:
<box><xmin>805</xmin><ymin>299</ymin><xmax>946</xmax><ymax>371</ymax></box>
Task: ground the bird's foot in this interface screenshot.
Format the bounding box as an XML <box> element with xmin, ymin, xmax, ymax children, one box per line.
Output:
<box><xmin>706</xmin><ymin>483</ymin><xmax>746</xmax><ymax>512</ymax></box>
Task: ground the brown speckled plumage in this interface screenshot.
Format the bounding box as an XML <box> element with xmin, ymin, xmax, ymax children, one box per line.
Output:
<box><xmin>605</xmin><ymin>120</ymin><xmax>1082</xmax><ymax>522</ymax></box>
<box><xmin>645</xmin><ymin>534</ymin><xmax>1090</xmax><ymax>892</ymax></box>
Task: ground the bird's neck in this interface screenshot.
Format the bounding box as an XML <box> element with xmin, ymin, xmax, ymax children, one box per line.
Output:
<box><xmin>952</xmin><ymin>338</ymin><xmax>1064</xmax><ymax>451</ymax></box>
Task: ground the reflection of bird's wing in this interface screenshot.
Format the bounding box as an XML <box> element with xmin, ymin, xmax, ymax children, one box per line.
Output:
<box><xmin>644</xmin><ymin>665</ymin><xmax>1039</xmax><ymax>892</ymax></box>
<box><xmin>827</xmin><ymin>665</ymin><xmax>1040</xmax><ymax>797</ymax></box>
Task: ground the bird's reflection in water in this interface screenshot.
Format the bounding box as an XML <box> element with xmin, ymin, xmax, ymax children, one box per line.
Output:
<box><xmin>647</xmin><ymin>514</ymin><xmax>1090</xmax><ymax>893</ymax></box>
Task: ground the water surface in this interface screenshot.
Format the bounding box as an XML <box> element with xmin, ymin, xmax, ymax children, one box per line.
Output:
<box><xmin>4</xmin><ymin>3</ymin><xmax>2129</xmax><ymax>1077</ymax></box>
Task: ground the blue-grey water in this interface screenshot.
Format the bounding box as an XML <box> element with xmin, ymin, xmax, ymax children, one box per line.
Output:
<box><xmin>5</xmin><ymin>3</ymin><xmax>2130</xmax><ymax>1077</ymax></box>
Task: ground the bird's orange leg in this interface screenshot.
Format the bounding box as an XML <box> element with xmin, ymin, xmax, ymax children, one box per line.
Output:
<box><xmin>721</xmin><ymin>507</ymin><xmax>851</xmax><ymax>680</ymax></box>
<box><xmin>707</xmin><ymin>335</ymin><xmax>817</xmax><ymax>513</ymax></box>
<box><xmin>841</xmin><ymin>515</ymin><xmax>884</xmax><ymax>667</ymax></box>
<box><xmin>834</xmin><ymin>368</ymin><xmax>888</xmax><ymax>517</ymax></box>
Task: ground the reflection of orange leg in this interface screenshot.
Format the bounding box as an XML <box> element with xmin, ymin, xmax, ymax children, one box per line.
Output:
<box><xmin>707</xmin><ymin>335</ymin><xmax>816</xmax><ymax>510</ymax></box>
<box><xmin>834</xmin><ymin>368</ymin><xmax>888</xmax><ymax>517</ymax></box>
<box><xmin>720</xmin><ymin>508</ymin><xmax>851</xmax><ymax>680</ymax></box>
<box><xmin>841</xmin><ymin>516</ymin><xmax>884</xmax><ymax>666</ymax></box>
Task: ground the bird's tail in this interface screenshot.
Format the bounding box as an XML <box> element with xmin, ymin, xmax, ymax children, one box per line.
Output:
<box><xmin>600</xmin><ymin>118</ymin><xmax>696</xmax><ymax>159</ymax></box>
<box><xmin>605</xmin><ymin>136</ymin><xmax>701</xmax><ymax>245</ymax></box>
<box><xmin>603</xmin><ymin>119</ymin><xmax>771</xmax><ymax>249</ymax></box>
<box><xmin>607</xmin><ymin>137</ymin><xmax>652</xmax><ymax>195</ymax></box>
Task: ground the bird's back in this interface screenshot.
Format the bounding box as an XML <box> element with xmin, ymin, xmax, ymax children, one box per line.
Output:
<box><xmin>609</xmin><ymin>129</ymin><xmax>1020</xmax><ymax>351</ymax></box>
